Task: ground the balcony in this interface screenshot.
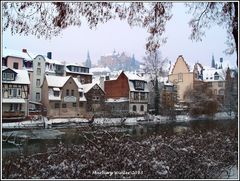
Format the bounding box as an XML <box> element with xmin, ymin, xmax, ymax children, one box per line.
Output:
<box><xmin>3</xmin><ymin>111</ymin><xmax>25</xmax><ymax>118</ymax></box>
<box><xmin>130</xmin><ymin>98</ymin><xmax>148</xmax><ymax>103</ymax></box>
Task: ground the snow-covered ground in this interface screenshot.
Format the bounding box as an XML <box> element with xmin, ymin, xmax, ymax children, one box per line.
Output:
<box><xmin>2</xmin><ymin>129</ymin><xmax>65</xmax><ymax>140</ymax></box>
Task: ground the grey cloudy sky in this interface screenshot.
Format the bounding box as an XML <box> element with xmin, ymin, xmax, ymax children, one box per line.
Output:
<box><xmin>2</xmin><ymin>3</ymin><xmax>237</xmax><ymax>68</ymax></box>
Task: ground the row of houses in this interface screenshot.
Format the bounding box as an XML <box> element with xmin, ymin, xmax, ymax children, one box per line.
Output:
<box><xmin>1</xmin><ymin>48</ymin><xmax>238</xmax><ymax>120</ymax></box>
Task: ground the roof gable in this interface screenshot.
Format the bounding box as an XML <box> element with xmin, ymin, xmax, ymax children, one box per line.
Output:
<box><xmin>2</xmin><ymin>68</ymin><xmax>18</xmax><ymax>75</ymax></box>
<box><xmin>171</xmin><ymin>55</ymin><xmax>190</xmax><ymax>74</ymax></box>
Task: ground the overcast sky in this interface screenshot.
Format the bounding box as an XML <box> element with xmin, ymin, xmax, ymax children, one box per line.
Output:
<box><xmin>2</xmin><ymin>3</ymin><xmax>237</xmax><ymax>68</ymax></box>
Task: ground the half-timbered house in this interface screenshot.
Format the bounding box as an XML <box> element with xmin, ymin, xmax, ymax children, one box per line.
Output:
<box><xmin>2</xmin><ymin>67</ymin><xmax>30</xmax><ymax>120</ymax></box>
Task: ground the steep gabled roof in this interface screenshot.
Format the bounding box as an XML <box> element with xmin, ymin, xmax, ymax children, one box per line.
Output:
<box><xmin>171</xmin><ymin>55</ymin><xmax>190</xmax><ymax>74</ymax></box>
<box><xmin>82</xmin><ymin>82</ymin><xmax>105</xmax><ymax>94</ymax></box>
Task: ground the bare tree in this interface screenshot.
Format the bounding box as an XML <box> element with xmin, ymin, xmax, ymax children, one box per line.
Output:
<box><xmin>143</xmin><ymin>50</ymin><xmax>169</xmax><ymax>79</ymax></box>
<box><xmin>186</xmin><ymin>2</ymin><xmax>238</xmax><ymax>66</ymax></box>
<box><xmin>3</xmin><ymin>2</ymin><xmax>237</xmax><ymax>63</ymax></box>
<box><xmin>2</xmin><ymin>2</ymin><xmax>172</xmax><ymax>53</ymax></box>
<box><xmin>183</xmin><ymin>84</ymin><xmax>219</xmax><ymax>118</ymax></box>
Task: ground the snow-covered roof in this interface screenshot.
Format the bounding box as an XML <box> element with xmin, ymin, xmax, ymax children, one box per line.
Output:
<box><xmin>66</xmin><ymin>63</ymin><xmax>86</xmax><ymax>67</ymax></box>
<box><xmin>45</xmin><ymin>56</ymin><xmax>64</xmax><ymax>65</ymax></box>
<box><xmin>73</xmin><ymin>78</ymin><xmax>83</xmax><ymax>89</ymax></box>
<box><xmin>158</xmin><ymin>77</ymin><xmax>173</xmax><ymax>86</ymax></box>
<box><xmin>45</xmin><ymin>75</ymin><xmax>71</xmax><ymax>87</ymax></box>
<box><xmin>2</xmin><ymin>48</ymin><xmax>37</xmax><ymax>61</ymax></box>
<box><xmin>90</xmin><ymin>67</ymin><xmax>111</xmax><ymax>73</ymax></box>
<box><xmin>124</xmin><ymin>72</ymin><xmax>146</xmax><ymax>82</ymax></box>
<box><xmin>82</xmin><ymin>81</ymin><xmax>103</xmax><ymax>93</ymax></box>
<box><xmin>2</xmin><ymin>68</ymin><xmax>30</xmax><ymax>85</ymax></box>
<box><xmin>53</xmin><ymin>87</ymin><xmax>60</xmax><ymax>91</ymax></box>
<box><xmin>202</xmin><ymin>68</ymin><xmax>226</xmax><ymax>82</ymax></box>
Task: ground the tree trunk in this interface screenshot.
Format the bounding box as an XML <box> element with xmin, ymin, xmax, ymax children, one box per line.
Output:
<box><xmin>233</xmin><ymin>2</ymin><xmax>238</xmax><ymax>67</ymax></box>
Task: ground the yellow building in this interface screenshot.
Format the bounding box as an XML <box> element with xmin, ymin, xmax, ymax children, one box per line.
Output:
<box><xmin>168</xmin><ymin>55</ymin><xmax>194</xmax><ymax>103</ymax></box>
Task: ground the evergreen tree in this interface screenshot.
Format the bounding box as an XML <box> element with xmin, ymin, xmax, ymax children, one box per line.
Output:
<box><xmin>154</xmin><ymin>77</ymin><xmax>160</xmax><ymax>115</ymax></box>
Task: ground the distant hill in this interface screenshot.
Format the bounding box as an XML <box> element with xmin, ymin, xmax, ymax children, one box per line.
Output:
<box><xmin>98</xmin><ymin>51</ymin><xmax>140</xmax><ymax>71</ymax></box>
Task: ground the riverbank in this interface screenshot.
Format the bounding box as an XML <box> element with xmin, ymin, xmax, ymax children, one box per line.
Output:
<box><xmin>2</xmin><ymin>111</ymin><xmax>236</xmax><ymax>130</ymax></box>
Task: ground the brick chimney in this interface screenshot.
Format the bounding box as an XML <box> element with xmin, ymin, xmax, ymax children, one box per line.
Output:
<box><xmin>22</xmin><ymin>49</ymin><xmax>27</xmax><ymax>53</ymax></box>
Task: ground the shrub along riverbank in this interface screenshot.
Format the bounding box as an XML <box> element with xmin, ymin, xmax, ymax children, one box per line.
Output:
<box><xmin>2</xmin><ymin>119</ymin><xmax>238</xmax><ymax>179</ymax></box>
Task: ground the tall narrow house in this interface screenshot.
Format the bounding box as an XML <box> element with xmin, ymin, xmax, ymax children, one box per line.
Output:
<box><xmin>2</xmin><ymin>67</ymin><xmax>30</xmax><ymax>120</ymax></box>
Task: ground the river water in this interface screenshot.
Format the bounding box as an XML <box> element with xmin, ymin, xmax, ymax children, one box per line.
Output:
<box><xmin>2</xmin><ymin>118</ymin><xmax>237</xmax><ymax>158</ymax></box>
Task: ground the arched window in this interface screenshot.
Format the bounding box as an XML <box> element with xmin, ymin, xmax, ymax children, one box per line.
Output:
<box><xmin>133</xmin><ymin>105</ymin><xmax>137</xmax><ymax>112</ymax></box>
<box><xmin>140</xmin><ymin>105</ymin><xmax>144</xmax><ymax>111</ymax></box>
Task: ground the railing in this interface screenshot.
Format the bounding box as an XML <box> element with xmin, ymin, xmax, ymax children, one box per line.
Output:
<box><xmin>130</xmin><ymin>98</ymin><xmax>148</xmax><ymax>103</ymax></box>
<box><xmin>3</xmin><ymin>111</ymin><xmax>25</xmax><ymax>118</ymax></box>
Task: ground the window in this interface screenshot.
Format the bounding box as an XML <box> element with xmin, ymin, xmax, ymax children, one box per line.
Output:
<box><xmin>214</xmin><ymin>72</ymin><xmax>219</xmax><ymax>80</ymax></box>
<box><xmin>66</xmin><ymin>89</ymin><xmax>69</xmax><ymax>96</ymax></box>
<box><xmin>55</xmin><ymin>103</ymin><xmax>60</xmax><ymax>108</ymax></box>
<box><xmin>81</xmin><ymin>79</ymin><xmax>85</xmax><ymax>84</ymax></box>
<box><xmin>18</xmin><ymin>89</ymin><xmax>21</xmax><ymax>97</ymax></box>
<box><xmin>71</xmin><ymin>90</ymin><xmax>74</xmax><ymax>96</ymax></box>
<box><xmin>37</xmin><ymin>68</ymin><xmax>41</xmax><ymax>75</ymax></box>
<box><xmin>135</xmin><ymin>81</ymin><xmax>144</xmax><ymax>90</ymax></box>
<box><xmin>93</xmin><ymin>96</ymin><xmax>99</xmax><ymax>101</ymax></box>
<box><xmin>36</xmin><ymin>79</ymin><xmax>40</xmax><ymax>87</ymax></box>
<box><xmin>140</xmin><ymin>93</ymin><xmax>145</xmax><ymax>100</ymax></box>
<box><xmin>207</xmin><ymin>82</ymin><xmax>212</xmax><ymax>87</ymax></box>
<box><xmin>36</xmin><ymin>92</ymin><xmax>40</xmax><ymax>101</ymax></box>
<box><xmin>10</xmin><ymin>104</ymin><xmax>13</xmax><ymax>111</ymax></box>
<box><xmin>54</xmin><ymin>91</ymin><xmax>59</xmax><ymax>97</ymax></box>
<box><xmin>4</xmin><ymin>73</ymin><xmax>14</xmax><ymax>81</ymax></box>
<box><xmin>218</xmin><ymin>82</ymin><xmax>223</xmax><ymax>87</ymax></box>
<box><xmin>133</xmin><ymin>105</ymin><xmax>137</xmax><ymax>112</ymax></box>
<box><xmin>12</xmin><ymin>89</ymin><xmax>17</xmax><ymax>97</ymax></box>
<box><xmin>214</xmin><ymin>76</ymin><xmax>219</xmax><ymax>80</ymax></box>
<box><xmin>37</xmin><ymin>62</ymin><xmax>41</xmax><ymax>67</ymax></box>
<box><xmin>178</xmin><ymin>73</ymin><xmax>183</xmax><ymax>82</ymax></box>
<box><xmin>219</xmin><ymin>89</ymin><xmax>225</xmax><ymax>95</ymax></box>
<box><xmin>134</xmin><ymin>93</ymin><xmax>139</xmax><ymax>100</ymax></box>
<box><xmin>9</xmin><ymin>88</ymin><xmax>21</xmax><ymax>97</ymax></box>
<box><xmin>79</xmin><ymin>92</ymin><xmax>83</xmax><ymax>97</ymax></box>
<box><xmin>13</xmin><ymin>62</ymin><xmax>19</xmax><ymax>69</ymax></box>
<box><xmin>140</xmin><ymin>105</ymin><xmax>144</xmax><ymax>111</ymax></box>
<box><xmin>131</xmin><ymin>92</ymin><xmax>134</xmax><ymax>99</ymax></box>
<box><xmin>72</xmin><ymin>103</ymin><xmax>76</xmax><ymax>107</ymax></box>
<box><xmin>62</xmin><ymin>103</ymin><xmax>66</xmax><ymax>108</ymax></box>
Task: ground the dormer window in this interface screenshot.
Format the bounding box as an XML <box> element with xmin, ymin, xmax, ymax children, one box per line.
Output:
<box><xmin>53</xmin><ymin>87</ymin><xmax>60</xmax><ymax>97</ymax></box>
<box><xmin>135</xmin><ymin>80</ymin><xmax>144</xmax><ymax>90</ymax></box>
<box><xmin>214</xmin><ymin>72</ymin><xmax>219</xmax><ymax>80</ymax></box>
<box><xmin>2</xmin><ymin>68</ymin><xmax>17</xmax><ymax>81</ymax></box>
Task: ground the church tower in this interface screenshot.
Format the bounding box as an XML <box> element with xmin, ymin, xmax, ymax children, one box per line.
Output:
<box><xmin>85</xmin><ymin>50</ymin><xmax>92</xmax><ymax>68</ymax></box>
